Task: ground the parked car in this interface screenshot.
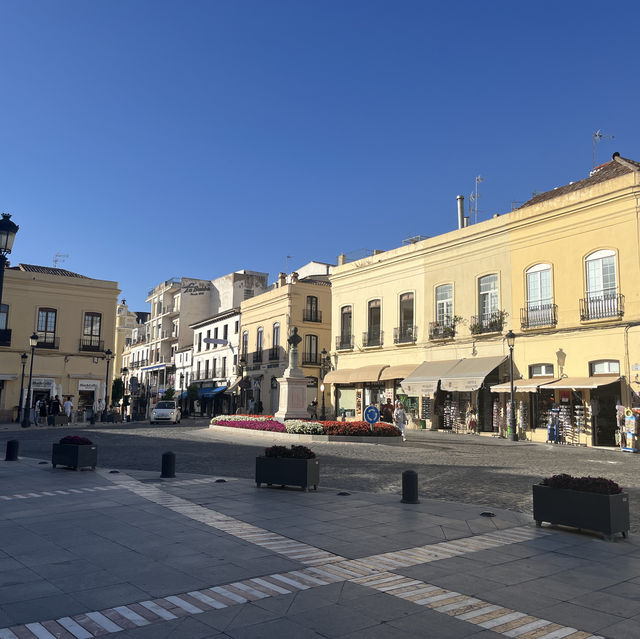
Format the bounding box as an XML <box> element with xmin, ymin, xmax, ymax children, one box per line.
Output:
<box><xmin>150</xmin><ymin>400</ymin><xmax>181</xmax><ymax>425</ymax></box>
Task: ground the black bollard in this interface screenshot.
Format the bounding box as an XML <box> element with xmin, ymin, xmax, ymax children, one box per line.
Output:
<box><xmin>161</xmin><ymin>451</ymin><xmax>176</xmax><ymax>478</ymax></box>
<box><xmin>401</xmin><ymin>469</ymin><xmax>419</xmax><ymax>504</ymax></box>
<box><xmin>5</xmin><ymin>439</ymin><xmax>19</xmax><ymax>461</ymax></box>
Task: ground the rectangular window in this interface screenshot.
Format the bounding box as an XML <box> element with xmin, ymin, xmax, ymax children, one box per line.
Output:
<box><xmin>83</xmin><ymin>312</ymin><xmax>102</xmax><ymax>342</ymax></box>
<box><xmin>478</xmin><ymin>275</ymin><xmax>498</xmax><ymax>319</ymax></box>
<box><xmin>590</xmin><ymin>360</ymin><xmax>620</xmax><ymax>375</ymax></box>
<box><xmin>204</xmin><ymin>360</ymin><xmax>209</xmax><ymax>379</ymax></box>
<box><xmin>0</xmin><ymin>304</ymin><xmax>8</xmax><ymax>331</ymax></box>
<box><xmin>304</xmin><ymin>334</ymin><xmax>318</xmax><ymax>363</ymax></box>
<box><xmin>235</xmin><ymin>320</ymin><xmax>239</xmax><ymax>334</ymax></box>
<box><xmin>223</xmin><ymin>324</ymin><xmax>228</xmax><ymax>340</ymax></box>
<box><xmin>198</xmin><ymin>333</ymin><xmax>202</xmax><ymax>352</ymax></box>
<box><xmin>212</xmin><ymin>358</ymin><xmax>217</xmax><ymax>378</ymax></box>
<box><xmin>436</xmin><ymin>285</ymin><xmax>453</xmax><ymax>324</ymax></box>
<box><xmin>196</xmin><ymin>361</ymin><xmax>201</xmax><ymax>379</ymax></box>
<box><xmin>221</xmin><ymin>357</ymin><xmax>227</xmax><ymax>377</ymax></box>
<box><xmin>206</xmin><ymin>330</ymin><xmax>211</xmax><ymax>350</ymax></box>
<box><xmin>38</xmin><ymin>308</ymin><xmax>57</xmax><ymax>344</ymax></box>
<box><xmin>214</xmin><ymin>327</ymin><xmax>218</xmax><ymax>348</ymax></box>
<box><xmin>529</xmin><ymin>363</ymin><xmax>554</xmax><ymax>377</ymax></box>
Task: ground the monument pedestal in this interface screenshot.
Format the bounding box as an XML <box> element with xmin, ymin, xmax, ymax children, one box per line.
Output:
<box><xmin>275</xmin><ymin>326</ymin><xmax>310</xmax><ymax>422</ymax></box>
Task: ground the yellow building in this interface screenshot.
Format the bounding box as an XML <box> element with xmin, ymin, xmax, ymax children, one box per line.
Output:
<box><xmin>0</xmin><ymin>263</ymin><xmax>119</xmax><ymax>421</ymax></box>
<box><xmin>240</xmin><ymin>267</ymin><xmax>332</xmax><ymax>415</ymax></box>
<box><xmin>327</xmin><ymin>153</ymin><xmax>640</xmax><ymax>447</ymax></box>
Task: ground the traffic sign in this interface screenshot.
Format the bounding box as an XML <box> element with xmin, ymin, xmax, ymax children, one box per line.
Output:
<box><xmin>364</xmin><ymin>405</ymin><xmax>380</xmax><ymax>425</ymax></box>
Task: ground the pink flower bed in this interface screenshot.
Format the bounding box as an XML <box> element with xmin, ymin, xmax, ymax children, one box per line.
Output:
<box><xmin>211</xmin><ymin>418</ymin><xmax>286</xmax><ymax>433</ymax></box>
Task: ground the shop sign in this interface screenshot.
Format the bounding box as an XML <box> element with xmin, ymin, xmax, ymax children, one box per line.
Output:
<box><xmin>306</xmin><ymin>376</ymin><xmax>318</xmax><ymax>388</ymax></box>
<box><xmin>32</xmin><ymin>378</ymin><xmax>55</xmax><ymax>389</ymax></box>
<box><xmin>78</xmin><ymin>380</ymin><xmax>99</xmax><ymax>391</ymax></box>
<box><xmin>182</xmin><ymin>282</ymin><xmax>211</xmax><ymax>296</ymax></box>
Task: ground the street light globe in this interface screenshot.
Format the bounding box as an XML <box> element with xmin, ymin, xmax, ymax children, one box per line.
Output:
<box><xmin>29</xmin><ymin>332</ymin><xmax>38</xmax><ymax>347</ymax></box>
<box><xmin>320</xmin><ymin>383</ymin><xmax>325</xmax><ymax>393</ymax></box>
<box><xmin>505</xmin><ymin>330</ymin><xmax>516</xmax><ymax>349</ymax></box>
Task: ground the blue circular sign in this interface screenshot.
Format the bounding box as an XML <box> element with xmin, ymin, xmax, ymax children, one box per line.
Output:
<box><xmin>364</xmin><ymin>405</ymin><xmax>380</xmax><ymax>425</ymax></box>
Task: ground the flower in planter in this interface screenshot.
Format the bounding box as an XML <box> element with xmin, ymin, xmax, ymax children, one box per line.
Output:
<box><xmin>264</xmin><ymin>444</ymin><xmax>316</xmax><ymax>459</ymax></box>
<box><xmin>541</xmin><ymin>473</ymin><xmax>622</xmax><ymax>495</ymax></box>
<box><xmin>59</xmin><ymin>435</ymin><xmax>94</xmax><ymax>446</ymax></box>
<box><xmin>211</xmin><ymin>418</ymin><xmax>286</xmax><ymax>432</ymax></box>
<box><xmin>284</xmin><ymin>419</ymin><xmax>324</xmax><ymax>434</ymax></box>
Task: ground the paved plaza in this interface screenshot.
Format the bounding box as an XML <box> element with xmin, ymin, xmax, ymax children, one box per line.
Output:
<box><xmin>1</xmin><ymin>438</ymin><xmax>639</xmax><ymax>638</ymax></box>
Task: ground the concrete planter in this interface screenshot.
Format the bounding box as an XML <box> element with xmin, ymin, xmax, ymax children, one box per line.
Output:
<box><xmin>255</xmin><ymin>457</ymin><xmax>319</xmax><ymax>491</ymax></box>
<box><xmin>532</xmin><ymin>484</ymin><xmax>629</xmax><ymax>539</ymax></box>
<box><xmin>52</xmin><ymin>444</ymin><xmax>98</xmax><ymax>471</ymax></box>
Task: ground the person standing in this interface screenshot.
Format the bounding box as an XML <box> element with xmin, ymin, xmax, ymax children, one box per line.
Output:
<box><xmin>63</xmin><ymin>397</ymin><xmax>73</xmax><ymax>423</ymax></box>
<box><xmin>394</xmin><ymin>400</ymin><xmax>408</xmax><ymax>442</ymax></box>
<box><xmin>310</xmin><ymin>397</ymin><xmax>318</xmax><ymax>420</ymax></box>
<box><xmin>381</xmin><ymin>398</ymin><xmax>394</xmax><ymax>423</ymax></box>
<box><xmin>38</xmin><ymin>399</ymin><xmax>47</xmax><ymax>425</ymax></box>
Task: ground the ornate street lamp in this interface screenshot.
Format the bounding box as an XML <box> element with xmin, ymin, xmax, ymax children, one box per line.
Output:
<box><xmin>103</xmin><ymin>348</ymin><xmax>113</xmax><ymax>420</ymax></box>
<box><xmin>16</xmin><ymin>352</ymin><xmax>27</xmax><ymax>422</ymax></box>
<box><xmin>319</xmin><ymin>348</ymin><xmax>332</xmax><ymax>420</ymax></box>
<box><xmin>0</xmin><ymin>213</ymin><xmax>19</xmax><ymax>344</ymax></box>
<box><xmin>505</xmin><ymin>330</ymin><xmax>518</xmax><ymax>442</ymax></box>
<box><xmin>21</xmin><ymin>333</ymin><xmax>38</xmax><ymax>428</ymax></box>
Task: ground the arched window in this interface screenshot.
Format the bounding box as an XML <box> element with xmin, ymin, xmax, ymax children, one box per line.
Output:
<box><xmin>525</xmin><ymin>264</ymin><xmax>555</xmax><ymax>327</ymax></box>
<box><xmin>584</xmin><ymin>250</ymin><xmax>621</xmax><ymax>319</ymax></box>
<box><xmin>241</xmin><ymin>331</ymin><xmax>249</xmax><ymax>358</ymax></box>
<box><xmin>271</xmin><ymin>322</ymin><xmax>280</xmax><ymax>360</ymax></box>
<box><xmin>396</xmin><ymin>293</ymin><xmax>415</xmax><ymax>343</ymax></box>
<box><xmin>256</xmin><ymin>327</ymin><xmax>263</xmax><ymax>352</ymax></box>
<box><xmin>366</xmin><ymin>299</ymin><xmax>381</xmax><ymax>346</ymax></box>
<box><xmin>339</xmin><ymin>306</ymin><xmax>352</xmax><ymax>349</ymax></box>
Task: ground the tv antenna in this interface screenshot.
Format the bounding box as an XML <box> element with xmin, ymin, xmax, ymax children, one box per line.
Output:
<box><xmin>53</xmin><ymin>252</ymin><xmax>69</xmax><ymax>268</ymax></box>
<box><xmin>285</xmin><ymin>255</ymin><xmax>293</xmax><ymax>272</ymax></box>
<box><xmin>593</xmin><ymin>130</ymin><xmax>614</xmax><ymax>169</ymax></box>
<box><xmin>469</xmin><ymin>175</ymin><xmax>483</xmax><ymax>224</ymax></box>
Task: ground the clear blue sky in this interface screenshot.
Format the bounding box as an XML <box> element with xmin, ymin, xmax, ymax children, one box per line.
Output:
<box><xmin>2</xmin><ymin>0</ymin><xmax>638</xmax><ymax>310</ymax></box>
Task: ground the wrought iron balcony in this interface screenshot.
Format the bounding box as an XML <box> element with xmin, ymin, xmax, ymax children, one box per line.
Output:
<box><xmin>580</xmin><ymin>293</ymin><xmax>625</xmax><ymax>321</ymax></box>
<box><xmin>394</xmin><ymin>325</ymin><xmax>417</xmax><ymax>344</ymax></box>
<box><xmin>429</xmin><ymin>321</ymin><xmax>456</xmax><ymax>340</ymax></box>
<box><xmin>469</xmin><ymin>311</ymin><xmax>506</xmax><ymax>335</ymax></box>
<box><xmin>302</xmin><ymin>352</ymin><xmax>319</xmax><ymax>365</ymax></box>
<box><xmin>0</xmin><ymin>329</ymin><xmax>11</xmax><ymax>347</ymax></box>
<box><xmin>303</xmin><ymin>309</ymin><xmax>322</xmax><ymax>322</ymax></box>
<box><xmin>520</xmin><ymin>304</ymin><xmax>558</xmax><ymax>329</ymax></box>
<box><xmin>79</xmin><ymin>337</ymin><xmax>104</xmax><ymax>352</ymax></box>
<box><xmin>362</xmin><ymin>330</ymin><xmax>383</xmax><ymax>347</ymax></box>
<box><xmin>336</xmin><ymin>334</ymin><xmax>354</xmax><ymax>350</ymax></box>
<box><xmin>252</xmin><ymin>350</ymin><xmax>263</xmax><ymax>364</ymax></box>
<box><xmin>269</xmin><ymin>346</ymin><xmax>281</xmax><ymax>361</ymax></box>
<box><xmin>36</xmin><ymin>335</ymin><xmax>60</xmax><ymax>349</ymax></box>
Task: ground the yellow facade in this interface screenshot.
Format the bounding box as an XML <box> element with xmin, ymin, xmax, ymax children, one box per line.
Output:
<box><xmin>0</xmin><ymin>264</ymin><xmax>119</xmax><ymax>421</ymax></box>
<box><xmin>240</xmin><ymin>274</ymin><xmax>331</xmax><ymax>415</ymax></box>
<box><xmin>328</xmin><ymin>154</ymin><xmax>640</xmax><ymax>447</ymax></box>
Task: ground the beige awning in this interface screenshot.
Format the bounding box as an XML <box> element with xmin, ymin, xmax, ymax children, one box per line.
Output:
<box><xmin>323</xmin><ymin>369</ymin><xmax>355</xmax><ymax>384</ymax></box>
<box><xmin>400</xmin><ymin>359</ymin><xmax>461</xmax><ymax>396</ymax></box>
<box><xmin>349</xmin><ymin>365</ymin><xmax>389</xmax><ymax>383</ymax></box>
<box><xmin>0</xmin><ymin>373</ymin><xmax>17</xmax><ymax>381</ymax></box>
<box><xmin>380</xmin><ymin>364</ymin><xmax>421</xmax><ymax>381</ymax></box>
<box><xmin>440</xmin><ymin>355</ymin><xmax>507</xmax><ymax>392</ymax></box>
<box><xmin>490</xmin><ymin>377</ymin><xmax>556</xmax><ymax>393</ymax></box>
<box><xmin>543</xmin><ymin>376</ymin><xmax>620</xmax><ymax>390</ymax></box>
<box><xmin>225</xmin><ymin>376</ymin><xmax>243</xmax><ymax>394</ymax></box>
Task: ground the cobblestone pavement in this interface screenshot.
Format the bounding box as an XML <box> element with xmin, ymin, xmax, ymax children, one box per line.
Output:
<box><xmin>3</xmin><ymin>420</ymin><xmax>639</xmax><ymax>532</ymax></box>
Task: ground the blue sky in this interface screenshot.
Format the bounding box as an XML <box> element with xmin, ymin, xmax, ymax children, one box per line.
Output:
<box><xmin>1</xmin><ymin>1</ymin><xmax>638</xmax><ymax>310</ymax></box>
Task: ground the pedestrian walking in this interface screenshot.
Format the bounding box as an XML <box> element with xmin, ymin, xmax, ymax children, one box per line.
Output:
<box><xmin>381</xmin><ymin>398</ymin><xmax>394</xmax><ymax>423</ymax></box>
<box><xmin>394</xmin><ymin>400</ymin><xmax>408</xmax><ymax>442</ymax></box>
<box><xmin>38</xmin><ymin>398</ymin><xmax>48</xmax><ymax>425</ymax></box>
<box><xmin>50</xmin><ymin>395</ymin><xmax>62</xmax><ymax>416</ymax></box>
<box><xmin>63</xmin><ymin>397</ymin><xmax>73</xmax><ymax>423</ymax></box>
<box><xmin>310</xmin><ymin>398</ymin><xmax>318</xmax><ymax>420</ymax></box>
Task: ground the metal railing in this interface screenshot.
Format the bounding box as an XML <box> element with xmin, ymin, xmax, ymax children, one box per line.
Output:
<box><xmin>336</xmin><ymin>334</ymin><xmax>354</xmax><ymax>350</ymax></box>
<box><xmin>580</xmin><ymin>293</ymin><xmax>625</xmax><ymax>321</ymax></box>
<box><xmin>302</xmin><ymin>352</ymin><xmax>319</xmax><ymax>365</ymax></box>
<box><xmin>0</xmin><ymin>329</ymin><xmax>11</xmax><ymax>347</ymax></box>
<box><xmin>303</xmin><ymin>309</ymin><xmax>322</xmax><ymax>322</ymax></box>
<box><xmin>469</xmin><ymin>311</ymin><xmax>505</xmax><ymax>335</ymax></box>
<box><xmin>394</xmin><ymin>325</ymin><xmax>417</xmax><ymax>344</ymax></box>
<box><xmin>520</xmin><ymin>304</ymin><xmax>558</xmax><ymax>329</ymax></box>
<box><xmin>362</xmin><ymin>330</ymin><xmax>383</xmax><ymax>347</ymax></box>
<box><xmin>429</xmin><ymin>321</ymin><xmax>455</xmax><ymax>340</ymax></box>
<box><xmin>269</xmin><ymin>347</ymin><xmax>281</xmax><ymax>361</ymax></box>
<box><xmin>79</xmin><ymin>337</ymin><xmax>104</xmax><ymax>352</ymax></box>
<box><xmin>36</xmin><ymin>335</ymin><xmax>60</xmax><ymax>349</ymax></box>
<box><xmin>252</xmin><ymin>350</ymin><xmax>263</xmax><ymax>364</ymax></box>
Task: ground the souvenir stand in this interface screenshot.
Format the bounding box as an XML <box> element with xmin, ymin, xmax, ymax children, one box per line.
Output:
<box><xmin>618</xmin><ymin>408</ymin><xmax>640</xmax><ymax>452</ymax></box>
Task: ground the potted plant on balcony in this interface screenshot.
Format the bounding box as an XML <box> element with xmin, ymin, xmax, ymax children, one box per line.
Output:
<box><xmin>52</xmin><ymin>435</ymin><xmax>98</xmax><ymax>471</ymax></box>
<box><xmin>533</xmin><ymin>473</ymin><xmax>629</xmax><ymax>540</ymax></box>
<box><xmin>256</xmin><ymin>445</ymin><xmax>319</xmax><ymax>491</ymax></box>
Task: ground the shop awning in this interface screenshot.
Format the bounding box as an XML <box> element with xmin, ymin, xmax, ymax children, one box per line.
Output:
<box><xmin>349</xmin><ymin>365</ymin><xmax>389</xmax><ymax>383</ymax></box>
<box><xmin>0</xmin><ymin>373</ymin><xmax>17</xmax><ymax>381</ymax></box>
<box><xmin>225</xmin><ymin>377</ymin><xmax>243</xmax><ymax>394</ymax></box>
<box><xmin>380</xmin><ymin>364</ymin><xmax>421</xmax><ymax>381</ymax></box>
<box><xmin>542</xmin><ymin>376</ymin><xmax>620</xmax><ymax>390</ymax></box>
<box><xmin>199</xmin><ymin>386</ymin><xmax>227</xmax><ymax>398</ymax></box>
<box><xmin>490</xmin><ymin>377</ymin><xmax>556</xmax><ymax>393</ymax></box>
<box><xmin>400</xmin><ymin>359</ymin><xmax>461</xmax><ymax>396</ymax></box>
<box><xmin>440</xmin><ymin>355</ymin><xmax>507</xmax><ymax>392</ymax></box>
<box><xmin>323</xmin><ymin>369</ymin><xmax>354</xmax><ymax>384</ymax></box>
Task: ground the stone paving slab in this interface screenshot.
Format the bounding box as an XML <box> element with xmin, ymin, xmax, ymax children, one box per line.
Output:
<box><xmin>0</xmin><ymin>456</ymin><xmax>638</xmax><ymax>638</ymax></box>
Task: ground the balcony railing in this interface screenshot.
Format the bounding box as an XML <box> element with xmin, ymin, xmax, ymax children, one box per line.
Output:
<box><xmin>469</xmin><ymin>311</ymin><xmax>505</xmax><ymax>335</ymax></box>
<box><xmin>362</xmin><ymin>330</ymin><xmax>383</xmax><ymax>347</ymax></box>
<box><xmin>520</xmin><ymin>304</ymin><xmax>558</xmax><ymax>329</ymax></box>
<box><xmin>252</xmin><ymin>350</ymin><xmax>263</xmax><ymax>364</ymax></box>
<box><xmin>580</xmin><ymin>293</ymin><xmax>625</xmax><ymax>321</ymax></box>
<box><xmin>336</xmin><ymin>334</ymin><xmax>354</xmax><ymax>350</ymax></box>
<box><xmin>302</xmin><ymin>352</ymin><xmax>319</xmax><ymax>365</ymax></box>
<box><xmin>269</xmin><ymin>346</ymin><xmax>281</xmax><ymax>361</ymax></box>
<box><xmin>303</xmin><ymin>309</ymin><xmax>322</xmax><ymax>322</ymax></box>
<box><xmin>37</xmin><ymin>334</ymin><xmax>60</xmax><ymax>350</ymax></box>
<box><xmin>429</xmin><ymin>321</ymin><xmax>456</xmax><ymax>340</ymax></box>
<box><xmin>394</xmin><ymin>325</ymin><xmax>417</xmax><ymax>344</ymax></box>
<box><xmin>0</xmin><ymin>329</ymin><xmax>11</xmax><ymax>347</ymax></box>
<box><xmin>79</xmin><ymin>337</ymin><xmax>104</xmax><ymax>352</ymax></box>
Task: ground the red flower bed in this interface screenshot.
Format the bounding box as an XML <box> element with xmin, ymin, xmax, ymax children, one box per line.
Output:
<box><xmin>212</xmin><ymin>419</ymin><xmax>286</xmax><ymax>433</ymax></box>
<box><xmin>321</xmin><ymin>421</ymin><xmax>401</xmax><ymax>437</ymax></box>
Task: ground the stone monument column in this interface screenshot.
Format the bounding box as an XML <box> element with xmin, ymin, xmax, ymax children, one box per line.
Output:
<box><xmin>275</xmin><ymin>327</ymin><xmax>310</xmax><ymax>422</ymax></box>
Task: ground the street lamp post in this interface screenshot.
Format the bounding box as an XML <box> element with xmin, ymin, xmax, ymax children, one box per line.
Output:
<box><xmin>103</xmin><ymin>348</ymin><xmax>113</xmax><ymax>420</ymax></box>
<box><xmin>16</xmin><ymin>352</ymin><xmax>27</xmax><ymax>422</ymax></box>
<box><xmin>0</xmin><ymin>213</ymin><xmax>19</xmax><ymax>312</ymax></box>
<box><xmin>506</xmin><ymin>330</ymin><xmax>518</xmax><ymax>442</ymax></box>
<box><xmin>21</xmin><ymin>333</ymin><xmax>38</xmax><ymax>428</ymax></box>
<box><xmin>319</xmin><ymin>348</ymin><xmax>332</xmax><ymax>420</ymax></box>
<box><xmin>121</xmin><ymin>367</ymin><xmax>128</xmax><ymax>419</ymax></box>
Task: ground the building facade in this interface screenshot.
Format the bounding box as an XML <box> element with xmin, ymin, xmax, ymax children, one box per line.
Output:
<box><xmin>0</xmin><ymin>264</ymin><xmax>119</xmax><ymax>420</ymax></box>
<box><xmin>327</xmin><ymin>153</ymin><xmax>640</xmax><ymax>447</ymax></box>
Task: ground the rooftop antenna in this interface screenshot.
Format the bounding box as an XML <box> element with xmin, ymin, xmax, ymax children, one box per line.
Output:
<box><xmin>285</xmin><ymin>255</ymin><xmax>293</xmax><ymax>272</ymax></box>
<box><xmin>53</xmin><ymin>252</ymin><xmax>69</xmax><ymax>268</ymax></box>
<box><xmin>593</xmin><ymin>130</ymin><xmax>614</xmax><ymax>169</ymax></box>
<box><xmin>469</xmin><ymin>175</ymin><xmax>483</xmax><ymax>224</ymax></box>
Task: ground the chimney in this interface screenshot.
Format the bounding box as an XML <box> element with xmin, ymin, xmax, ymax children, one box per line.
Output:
<box><xmin>277</xmin><ymin>272</ymin><xmax>286</xmax><ymax>287</ymax></box>
<box><xmin>457</xmin><ymin>195</ymin><xmax>465</xmax><ymax>229</ymax></box>
<box><xmin>337</xmin><ymin>253</ymin><xmax>346</xmax><ymax>266</ymax></box>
